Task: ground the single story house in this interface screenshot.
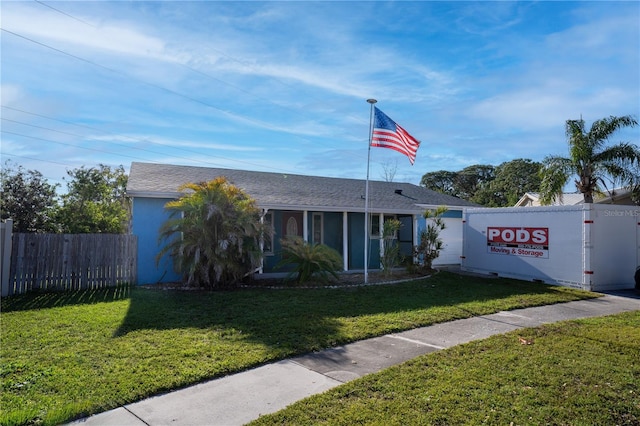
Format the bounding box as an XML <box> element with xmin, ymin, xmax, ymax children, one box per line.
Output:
<box><xmin>126</xmin><ymin>162</ymin><xmax>478</xmax><ymax>285</ymax></box>
<box><xmin>515</xmin><ymin>187</ymin><xmax>638</xmax><ymax>207</ymax></box>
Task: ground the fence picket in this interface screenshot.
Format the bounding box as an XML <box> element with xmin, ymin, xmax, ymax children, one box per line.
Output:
<box><xmin>7</xmin><ymin>234</ymin><xmax>137</xmax><ymax>294</ymax></box>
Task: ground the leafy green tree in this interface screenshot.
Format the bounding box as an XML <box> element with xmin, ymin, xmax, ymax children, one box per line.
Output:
<box><xmin>414</xmin><ymin>206</ymin><xmax>447</xmax><ymax>271</ymax></box>
<box><xmin>56</xmin><ymin>164</ymin><xmax>129</xmax><ymax>233</ymax></box>
<box><xmin>0</xmin><ymin>161</ymin><xmax>59</xmax><ymax>233</ymax></box>
<box><xmin>277</xmin><ymin>237</ymin><xmax>343</xmax><ymax>285</ymax></box>
<box><xmin>420</xmin><ymin>170</ymin><xmax>457</xmax><ymax>196</ymax></box>
<box><xmin>158</xmin><ymin>178</ymin><xmax>265</xmax><ymax>289</ymax></box>
<box><xmin>421</xmin><ymin>166</ymin><xmax>494</xmax><ymax>200</ymax></box>
<box><xmin>454</xmin><ymin>165</ymin><xmax>495</xmax><ymax>200</ymax></box>
<box><xmin>473</xmin><ymin>159</ymin><xmax>542</xmax><ymax>206</ymax></box>
<box><xmin>540</xmin><ymin>115</ymin><xmax>639</xmax><ymax>204</ymax></box>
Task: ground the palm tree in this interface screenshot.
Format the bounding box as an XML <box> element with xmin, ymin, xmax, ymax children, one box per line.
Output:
<box><xmin>539</xmin><ymin>115</ymin><xmax>639</xmax><ymax>204</ymax></box>
<box><xmin>157</xmin><ymin>177</ymin><xmax>266</xmax><ymax>289</ymax></box>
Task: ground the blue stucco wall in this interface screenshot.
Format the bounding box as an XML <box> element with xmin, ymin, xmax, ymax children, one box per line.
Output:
<box><xmin>131</xmin><ymin>199</ymin><xmax>459</xmax><ymax>281</ymax></box>
<box><xmin>132</xmin><ymin>197</ymin><xmax>181</xmax><ymax>284</ymax></box>
<box><xmin>348</xmin><ymin>213</ymin><xmax>380</xmax><ymax>270</ymax></box>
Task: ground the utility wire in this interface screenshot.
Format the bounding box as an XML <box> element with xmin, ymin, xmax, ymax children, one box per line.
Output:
<box><xmin>32</xmin><ymin>0</ymin><xmax>371</xmax><ymax>151</ymax></box>
<box><xmin>1</xmin><ymin>26</ymin><xmax>372</xmax><ymax>171</ymax></box>
<box><xmin>1</xmin><ymin>130</ymin><xmax>151</xmax><ymax>162</ymax></box>
<box><xmin>33</xmin><ymin>0</ymin><xmax>96</xmax><ymax>27</ymax></box>
<box><xmin>1</xmin><ymin>108</ymin><xmax>303</xmax><ymax>174</ymax></box>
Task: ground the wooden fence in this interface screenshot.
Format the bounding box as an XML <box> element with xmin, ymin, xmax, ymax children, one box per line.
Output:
<box><xmin>5</xmin><ymin>233</ymin><xmax>137</xmax><ymax>296</ymax></box>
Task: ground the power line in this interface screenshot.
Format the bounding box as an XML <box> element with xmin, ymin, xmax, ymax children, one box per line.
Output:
<box><xmin>0</xmin><ymin>29</ymin><xmax>295</xmax><ymax>136</ymax></box>
<box><xmin>33</xmin><ymin>0</ymin><xmax>96</xmax><ymax>28</ymax></box>
<box><xmin>0</xmin><ymin>108</ymin><xmax>303</xmax><ymax>173</ymax></box>
<box><xmin>34</xmin><ymin>0</ymin><xmax>373</xmax><ymax>141</ymax></box>
<box><xmin>1</xmin><ymin>130</ymin><xmax>150</xmax><ymax>162</ymax></box>
<box><xmin>1</xmin><ymin>152</ymin><xmax>71</xmax><ymax>168</ymax></box>
<box><xmin>1</xmin><ymin>27</ymin><xmax>372</xmax><ymax>171</ymax></box>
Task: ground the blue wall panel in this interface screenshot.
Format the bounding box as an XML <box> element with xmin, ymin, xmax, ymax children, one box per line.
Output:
<box><xmin>132</xmin><ymin>197</ymin><xmax>181</xmax><ymax>284</ymax></box>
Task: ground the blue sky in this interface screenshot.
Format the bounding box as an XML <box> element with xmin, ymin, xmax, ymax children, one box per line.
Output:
<box><xmin>1</xmin><ymin>1</ymin><xmax>639</xmax><ymax>190</ymax></box>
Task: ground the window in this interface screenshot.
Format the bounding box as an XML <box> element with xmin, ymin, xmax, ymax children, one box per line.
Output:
<box><xmin>369</xmin><ymin>214</ymin><xmax>380</xmax><ymax>238</ymax></box>
<box><xmin>263</xmin><ymin>212</ymin><xmax>273</xmax><ymax>255</ymax></box>
<box><xmin>312</xmin><ymin>213</ymin><xmax>323</xmax><ymax>245</ymax></box>
<box><xmin>286</xmin><ymin>216</ymin><xmax>298</xmax><ymax>237</ymax></box>
<box><xmin>371</xmin><ymin>214</ymin><xmax>398</xmax><ymax>238</ymax></box>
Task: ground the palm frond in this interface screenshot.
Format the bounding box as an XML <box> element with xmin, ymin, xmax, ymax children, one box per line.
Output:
<box><xmin>588</xmin><ymin>115</ymin><xmax>638</xmax><ymax>147</ymax></box>
<box><xmin>539</xmin><ymin>155</ymin><xmax>573</xmax><ymax>205</ymax></box>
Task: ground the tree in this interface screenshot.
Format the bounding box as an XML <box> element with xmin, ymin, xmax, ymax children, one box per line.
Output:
<box><xmin>158</xmin><ymin>177</ymin><xmax>265</xmax><ymax>289</ymax></box>
<box><xmin>420</xmin><ymin>170</ymin><xmax>458</xmax><ymax>196</ymax></box>
<box><xmin>454</xmin><ymin>165</ymin><xmax>495</xmax><ymax>200</ymax></box>
<box><xmin>473</xmin><ymin>159</ymin><xmax>542</xmax><ymax>206</ymax></box>
<box><xmin>380</xmin><ymin>159</ymin><xmax>398</xmax><ymax>182</ymax></box>
<box><xmin>540</xmin><ymin>115</ymin><xmax>639</xmax><ymax>204</ymax></box>
<box><xmin>414</xmin><ymin>206</ymin><xmax>447</xmax><ymax>271</ymax></box>
<box><xmin>0</xmin><ymin>161</ymin><xmax>59</xmax><ymax>233</ymax></box>
<box><xmin>56</xmin><ymin>164</ymin><xmax>129</xmax><ymax>233</ymax></box>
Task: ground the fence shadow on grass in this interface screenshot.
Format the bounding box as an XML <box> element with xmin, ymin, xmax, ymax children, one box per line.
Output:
<box><xmin>1</xmin><ymin>285</ymin><xmax>131</xmax><ymax>312</ymax></box>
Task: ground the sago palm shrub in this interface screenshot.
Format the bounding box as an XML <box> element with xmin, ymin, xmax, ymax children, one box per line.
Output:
<box><xmin>157</xmin><ymin>177</ymin><xmax>267</xmax><ymax>289</ymax></box>
<box><xmin>277</xmin><ymin>237</ymin><xmax>343</xmax><ymax>285</ymax></box>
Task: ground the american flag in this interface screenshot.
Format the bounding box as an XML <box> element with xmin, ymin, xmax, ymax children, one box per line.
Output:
<box><xmin>371</xmin><ymin>107</ymin><xmax>421</xmax><ymax>165</ymax></box>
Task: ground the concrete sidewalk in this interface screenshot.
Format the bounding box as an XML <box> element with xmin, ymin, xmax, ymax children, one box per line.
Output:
<box><xmin>70</xmin><ymin>291</ymin><xmax>640</xmax><ymax>426</ymax></box>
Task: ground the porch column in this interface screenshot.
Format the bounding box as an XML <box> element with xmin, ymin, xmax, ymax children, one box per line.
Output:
<box><xmin>378</xmin><ymin>213</ymin><xmax>384</xmax><ymax>267</ymax></box>
<box><xmin>259</xmin><ymin>209</ymin><xmax>269</xmax><ymax>274</ymax></box>
<box><xmin>413</xmin><ymin>214</ymin><xmax>419</xmax><ymax>263</ymax></box>
<box><xmin>342</xmin><ymin>212</ymin><xmax>348</xmax><ymax>271</ymax></box>
<box><xmin>303</xmin><ymin>210</ymin><xmax>309</xmax><ymax>242</ymax></box>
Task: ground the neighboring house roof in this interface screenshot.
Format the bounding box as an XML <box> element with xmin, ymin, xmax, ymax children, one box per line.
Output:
<box><xmin>515</xmin><ymin>192</ymin><xmax>584</xmax><ymax>207</ymax></box>
<box><xmin>127</xmin><ymin>162</ymin><xmax>478</xmax><ymax>214</ymax></box>
<box><xmin>515</xmin><ymin>188</ymin><xmax>637</xmax><ymax>207</ymax></box>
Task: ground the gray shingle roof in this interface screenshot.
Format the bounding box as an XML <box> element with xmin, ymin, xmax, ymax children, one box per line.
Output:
<box><xmin>127</xmin><ymin>162</ymin><xmax>479</xmax><ymax>214</ymax></box>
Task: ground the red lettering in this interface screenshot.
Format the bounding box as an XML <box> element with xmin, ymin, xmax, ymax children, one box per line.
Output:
<box><xmin>487</xmin><ymin>227</ymin><xmax>548</xmax><ymax>245</ymax></box>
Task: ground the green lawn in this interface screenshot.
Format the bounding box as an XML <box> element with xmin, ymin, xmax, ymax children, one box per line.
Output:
<box><xmin>1</xmin><ymin>272</ymin><xmax>597</xmax><ymax>425</ymax></box>
<box><xmin>250</xmin><ymin>311</ymin><xmax>640</xmax><ymax>426</ymax></box>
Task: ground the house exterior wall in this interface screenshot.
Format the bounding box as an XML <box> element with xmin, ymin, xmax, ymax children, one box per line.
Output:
<box><xmin>131</xmin><ymin>197</ymin><xmax>181</xmax><ymax>285</ymax></box>
<box><xmin>131</xmin><ymin>196</ymin><xmax>468</xmax><ymax>283</ymax></box>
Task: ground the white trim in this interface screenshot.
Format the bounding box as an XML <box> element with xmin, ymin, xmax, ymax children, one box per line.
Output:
<box><xmin>303</xmin><ymin>210</ymin><xmax>309</xmax><ymax>242</ymax></box>
<box><xmin>342</xmin><ymin>212</ymin><xmax>348</xmax><ymax>271</ymax></box>
<box><xmin>378</xmin><ymin>213</ymin><xmax>384</xmax><ymax>259</ymax></box>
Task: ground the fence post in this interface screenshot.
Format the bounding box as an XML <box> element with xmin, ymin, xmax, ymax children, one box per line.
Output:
<box><xmin>1</xmin><ymin>219</ymin><xmax>13</xmax><ymax>297</ymax></box>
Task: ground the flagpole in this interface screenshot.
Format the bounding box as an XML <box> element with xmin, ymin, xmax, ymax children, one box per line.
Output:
<box><xmin>365</xmin><ymin>98</ymin><xmax>377</xmax><ymax>284</ymax></box>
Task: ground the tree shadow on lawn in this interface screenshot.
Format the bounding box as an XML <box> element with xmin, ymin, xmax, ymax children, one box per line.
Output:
<box><xmin>112</xmin><ymin>272</ymin><xmax>593</xmax><ymax>353</ymax></box>
<box><xmin>1</xmin><ymin>285</ymin><xmax>131</xmax><ymax>312</ymax></box>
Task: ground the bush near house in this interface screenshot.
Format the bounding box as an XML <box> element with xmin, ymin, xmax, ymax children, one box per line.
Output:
<box><xmin>277</xmin><ymin>236</ymin><xmax>343</xmax><ymax>284</ymax></box>
<box><xmin>414</xmin><ymin>206</ymin><xmax>448</xmax><ymax>271</ymax></box>
<box><xmin>157</xmin><ymin>178</ymin><xmax>266</xmax><ymax>289</ymax></box>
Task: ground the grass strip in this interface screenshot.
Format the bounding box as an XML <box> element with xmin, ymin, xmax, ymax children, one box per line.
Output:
<box><xmin>1</xmin><ymin>272</ymin><xmax>597</xmax><ymax>425</ymax></box>
<box><xmin>250</xmin><ymin>311</ymin><xmax>640</xmax><ymax>426</ymax></box>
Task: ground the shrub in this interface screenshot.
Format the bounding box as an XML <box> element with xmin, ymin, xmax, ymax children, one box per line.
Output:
<box><xmin>157</xmin><ymin>178</ymin><xmax>266</xmax><ymax>289</ymax></box>
<box><xmin>277</xmin><ymin>237</ymin><xmax>343</xmax><ymax>284</ymax></box>
<box><xmin>380</xmin><ymin>218</ymin><xmax>402</xmax><ymax>276</ymax></box>
<box><xmin>414</xmin><ymin>206</ymin><xmax>448</xmax><ymax>271</ymax></box>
